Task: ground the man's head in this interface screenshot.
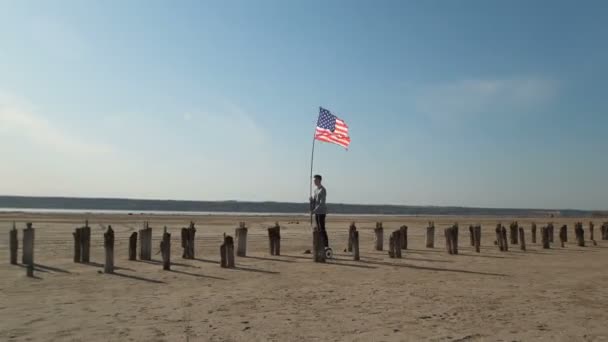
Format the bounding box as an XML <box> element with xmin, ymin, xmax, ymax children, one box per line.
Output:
<box><xmin>313</xmin><ymin>174</ymin><xmax>322</xmax><ymax>187</ymax></box>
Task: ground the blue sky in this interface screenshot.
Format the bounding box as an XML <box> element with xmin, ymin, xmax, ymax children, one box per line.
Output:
<box><xmin>0</xmin><ymin>0</ymin><xmax>607</xmax><ymax>209</ymax></box>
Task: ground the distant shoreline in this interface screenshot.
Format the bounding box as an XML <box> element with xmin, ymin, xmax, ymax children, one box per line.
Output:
<box><xmin>0</xmin><ymin>195</ymin><xmax>605</xmax><ymax>217</ymax></box>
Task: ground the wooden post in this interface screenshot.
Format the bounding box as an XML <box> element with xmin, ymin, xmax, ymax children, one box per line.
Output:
<box><xmin>495</xmin><ymin>224</ymin><xmax>503</xmax><ymax>251</ymax></box>
<box><xmin>548</xmin><ymin>223</ymin><xmax>554</xmax><ymax>243</ymax></box>
<box><xmin>182</xmin><ymin>222</ymin><xmax>196</xmax><ymax>259</ymax></box>
<box><xmin>509</xmin><ymin>222</ymin><xmax>518</xmax><ymax>245</ymax></box>
<box><xmin>129</xmin><ymin>232</ymin><xmax>137</xmax><ymax>261</ymax></box>
<box><xmin>10</xmin><ymin>223</ymin><xmax>18</xmax><ymax>265</ymax></box>
<box><xmin>268</xmin><ymin>223</ymin><xmax>281</xmax><ymax>256</ymax></box>
<box><xmin>347</xmin><ymin>222</ymin><xmax>356</xmax><ymax>252</ymax></box>
<box><xmin>374</xmin><ymin>222</ymin><xmax>383</xmax><ymax>251</ymax></box>
<box><xmin>444</xmin><ymin>226</ymin><xmax>458</xmax><ymax>255</ymax></box>
<box><xmin>453</xmin><ymin>223</ymin><xmax>459</xmax><ymax>252</ymax></box>
<box><xmin>104</xmin><ymin>226</ymin><xmax>115</xmax><ymax>274</ymax></box>
<box><xmin>389</xmin><ymin>230</ymin><xmax>402</xmax><ymax>258</ymax></box>
<box><xmin>501</xmin><ymin>225</ymin><xmax>508</xmax><ymax>252</ymax></box>
<box><xmin>589</xmin><ymin>222</ymin><xmax>595</xmax><ymax>242</ymax></box>
<box><xmin>473</xmin><ymin>225</ymin><xmax>481</xmax><ymax>253</ymax></box>
<box><xmin>541</xmin><ymin>226</ymin><xmax>550</xmax><ymax>249</ymax></box>
<box><xmin>559</xmin><ymin>225</ymin><xmax>567</xmax><ymax>248</ymax></box>
<box><xmin>313</xmin><ymin>227</ymin><xmax>326</xmax><ymax>263</ymax></box>
<box><xmin>23</xmin><ymin>223</ymin><xmax>34</xmax><ymax>277</ymax></box>
<box><xmin>602</xmin><ymin>222</ymin><xmax>608</xmax><ymax>240</ymax></box>
<box><xmin>81</xmin><ymin>222</ymin><xmax>91</xmax><ymax>263</ymax></box>
<box><xmin>444</xmin><ymin>227</ymin><xmax>452</xmax><ymax>254</ymax></box>
<box><xmin>469</xmin><ymin>225</ymin><xmax>475</xmax><ymax>246</ymax></box>
<box><xmin>400</xmin><ymin>225</ymin><xmax>408</xmax><ymax>250</ymax></box>
<box><xmin>139</xmin><ymin>222</ymin><xmax>152</xmax><ymax>261</ymax></box>
<box><xmin>426</xmin><ymin>222</ymin><xmax>435</xmax><ymax>248</ymax></box>
<box><xmin>352</xmin><ymin>230</ymin><xmax>360</xmax><ymax>261</ymax></box>
<box><xmin>220</xmin><ymin>235</ymin><xmax>235</xmax><ymax>268</ymax></box>
<box><xmin>73</xmin><ymin>228</ymin><xmax>82</xmax><ymax>263</ymax></box>
<box><xmin>519</xmin><ymin>227</ymin><xmax>526</xmax><ymax>251</ymax></box>
<box><xmin>531</xmin><ymin>223</ymin><xmax>537</xmax><ymax>244</ymax></box>
<box><xmin>160</xmin><ymin>227</ymin><xmax>171</xmax><ymax>270</ymax></box>
<box><xmin>235</xmin><ymin>222</ymin><xmax>248</xmax><ymax>257</ymax></box>
<box><xmin>575</xmin><ymin>222</ymin><xmax>585</xmax><ymax>247</ymax></box>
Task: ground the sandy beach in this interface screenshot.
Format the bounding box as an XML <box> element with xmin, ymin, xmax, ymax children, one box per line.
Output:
<box><xmin>1</xmin><ymin>213</ymin><xmax>608</xmax><ymax>342</ymax></box>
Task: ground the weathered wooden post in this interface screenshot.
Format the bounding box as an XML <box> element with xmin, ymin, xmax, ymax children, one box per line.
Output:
<box><xmin>160</xmin><ymin>227</ymin><xmax>171</xmax><ymax>270</ymax></box>
<box><xmin>388</xmin><ymin>230</ymin><xmax>402</xmax><ymax>258</ymax></box>
<box><xmin>531</xmin><ymin>223</ymin><xmax>537</xmax><ymax>244</ymax></box>
<box><xmin>444</xmin><ymin>225</ymin><xmax>458</xmax><ymax>255</ymax></box>
<box><xmin>374</xmin><ymin>222</ymin><xmax>384</xmax><ymax>251</ymax></box>
<box><xmin>495</xmin><ymin>224</ymin><xmax>503</xmax><ymax>251</ymax></box>
<box><xmin>235</xmin><ymin>222</ymin><xmax>248</xmax><ymax>257</ymax></box>
<box><xmin>501</xmin><ymin>225</ymin><xmax>508</xmax><ymax>252</ymax></box>
<box><xmin>73</xmin><ymin>228</ymin><xmax>82</xmax><ymax>263</ymax></box>
<box><xmin>519</xmin><ymin>227</ymin><xmax>526</xmax><ymax>251</ymax></box>
<box><xmin>575</xmin><ymin>222</ymin><xmax>585</xmax><ymax>247</ymax></box>
<box><xmin>400</xmin><ymin>225</ymin><xmax>408</xmax><ymax>250</ymax></box>
<box><xmin>81</xmin><ymin>221</ymin><xmax>91</xmax><ymax>263</ymax></box>
<box><xmin>129</xmin><ymin>232</ymin><xmax>137</xmax><ymax>261</ymax></box>
<box><xmin>10</xmin><ymin>222</ymin><xmax>18</xmax><ymax>265</ymax></box>
<box><xmin>347</xmin><ymin>222</ymin><xmax>356</xmax><ymax>252</ymax></box>
<box><xmin>541</xmin><ymin>226</ymin><xmax>550</xmax><ymax>249</ymax></box>
<box><xmin>23</xmin><ymin>223</ymin><xmax>34</xmax><ymax>277</ymax></box>
<box><xmin>559</xmin><ymin>225</ymin><xmax>567</xmax><ymax>247</ymax></box>
<box><xmin>548</xmin><ymin>223</ymin><xmax>554</xmax><ymax>243</ymax></box>
<box><xmin>181</xmin><ymin>222</ymin><xmax>196</xmax><ymax>259</ymax></box>
<box><xmin>312</xmin><ymin>227</ymin><xmax>326</xmax><ymax>263</ymax></box>
<box><xmin>509</xmin><ymin>222</ymin><xmax>519</xmax><ymax>245</ymax></box>
<box><xmin>352</xmin><ymin>230</ymin><xmax>360</xmax><ymax>261</ymax></box>
<box><xmin>104</xmin><ymin>226</ymin><xmax>115</xmax><ymax>274</ymax></box>
<box><xmin>453</xmin><ymin>223</ymin><xmax>459</xmax><ymax>250</ymax></box>
<box><xmin>268</xmin><ymin>223</ymin><xmax>281</xmax><ymax>256</ymax></box>
<box><xmin>139</xmin><ymin>222</ymin><xmax>152</xmax><ymax>261</ymax></box>
<box><xmin>426</xmin><ymin>222</ymin><xmax>435</xmax><ymax>248</ymax></box>
<box><xmin>473</xmin><ymin>225</ymin><xmax>481</xmax><ymax>253</ymax></box>
<box><xmin>469</xmin><ymin>225</ymin><xmax>475</xmax><ymax>246</ymax></box>
<box><xmin>589</xmin><ymin>222</ymin><xmax>595</xmax><ymax>242</ymax></box>
<box><xmin>220</xmin><ymin>235</ymin><xmax>235</xmax><ymax>268</ymax></box>
<box><xmin>602</xmin><ymin>222</ymin><xmax>608</xmax><ymax>240</ymax></box>
<box><xmin>444</xmin><ymin>227</ymin><xmax>453</xmax><ymax>254</ymax></box>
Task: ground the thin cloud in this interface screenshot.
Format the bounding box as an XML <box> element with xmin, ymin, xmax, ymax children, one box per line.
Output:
<box><xmin>415</xmin><ymin>77</ymin><xmax>559</xmax><ymax>120</ymax></box>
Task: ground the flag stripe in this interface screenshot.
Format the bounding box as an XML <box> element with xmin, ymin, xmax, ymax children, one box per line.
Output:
<box><xmin>315</xmin><ymin>107</ymin><xmax>351</xmax><ymax>149</ymax></box>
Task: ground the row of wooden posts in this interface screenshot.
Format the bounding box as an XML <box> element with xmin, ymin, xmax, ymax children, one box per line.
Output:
<box><xmin>8</xmin><ymin>220</ymin><xmax>608</xmax><ymax>276</ymax></box>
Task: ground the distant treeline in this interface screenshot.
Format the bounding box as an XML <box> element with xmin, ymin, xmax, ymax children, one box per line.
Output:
<box><xmin>0</xmin><ymin>196</ymin><xmax>605</xmax><ymax>217</ymax></box>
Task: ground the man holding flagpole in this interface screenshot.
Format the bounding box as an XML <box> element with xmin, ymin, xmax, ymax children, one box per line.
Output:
<box><xmin>308</xmin><ymin>107</ymin><xmax>351</xmax><ymax>257</ymax></box>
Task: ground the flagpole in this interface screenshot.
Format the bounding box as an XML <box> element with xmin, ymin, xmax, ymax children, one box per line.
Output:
<box><xmin>309</xmin><ymin>134</ymin><xmax>316</xmax><ymax>226</ymax></box>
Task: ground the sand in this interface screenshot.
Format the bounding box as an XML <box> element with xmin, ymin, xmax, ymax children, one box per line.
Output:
<box><xmin>1</xmin><ymin>213</ymin><xmax>608</xmax><ymax>342</ymax></box>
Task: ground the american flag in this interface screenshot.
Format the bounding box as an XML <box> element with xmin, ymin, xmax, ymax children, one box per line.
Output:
<box><xmin>315</xmin><ymin>107</ymin><xmax>351</xmax><ymax>149</ymax></box>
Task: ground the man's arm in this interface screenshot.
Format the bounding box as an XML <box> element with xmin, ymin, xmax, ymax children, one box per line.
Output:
<box><xmin>312</xmin><ymin>188</ymin><xmax>326</xmax><ymax>214</ymax></box>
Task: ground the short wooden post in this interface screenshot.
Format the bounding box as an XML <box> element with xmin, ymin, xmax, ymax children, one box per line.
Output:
<box><xmin>444</xmin><ymin>227</ymin><xmax>453</xmax><ymax>254</ymax></box>
<box><xmin>400</xmin><ymin>225</ymin><xmax>408</xmax><ymax>250</ymax></box>
<box><xmin>139</xmin><ymin>222</ymin><xmax>152</xmax><ymax>261</ymax></box>
<box><xmin>541</xmin><ymin>226</ymin><xmax>550</xmax><ymax>249</ymax></box>
<box><xmin>548</xmin><ymin>223</ymin><xmax>554</xmax><ymax>243</ymax></box>
<box><xmin>495</xmin><ymin>224</ymin><xmax>503</xmax><ymax>251</ymax></box>
<box><xmin>268</xmin><ymin>223</ymin><xmax>281</xmax><ymax>256</ymax></box>
<box><xmin>518</xmin><ymin>227</ymin><xmax>526</xmax><ymax>251</ymax></box>
<box><xmin>23</xmin><ymin>223</ymin><xmax>34</xmax><ymax>277</ymax></box>
<box><xmin>602</xmin><ymin>222</ymin><xmax>608</xmax><ymax>240</ymax></box>
<box><xmin>235</xmin><ymin>222</ymin><xmax>248</xmax><ymax>257</ymax></box>
<box><xmin>531</xmin><ymin>223</ymin><xmax>537</xmax><ymax>244</ymax></box>
<box><xmin>129</xmin><ymin>232</ymin><xmax>137</xmax><ymax>261</ymax></box>
<box><xmin>575</xmin><ymin>222</ymin><xmax>585</xmax><ymax>247</ymax></box>
<box><xmin>445</xmin><ymin>226</ymin><xmax>458</xmax><ymax>255</ymax></box>
<box><xmin>473</xmin><ymin>225</ymin><xmax>481</xmax><ymax>253</ymax></box>
<box><xmin>160</xmin><ymin>227</ymin><xmax>171</xmax><ymax>270</ymax></box>
<box><xmin>469</xmin><ymin>225</ymin><xmax>475</xmax><ymax>246</ymax></box>
<box><xmin>426</xmin><ymin>222</ymin><xmax>435</xmax><ymax>248</ymax></box>
<box><xmin>312</xmin><ymin>227</ymin><xmax>326</xmax><ymax>263</ymax></box>
<box><xmin>348</xmin><ymin>222</ymin><xmax>357</xmax><ymax>252</ymax></box>
<box><xmin>73</xmin><ymin>228</ymin><xmax>82</xmax><ymax>263</ymax></box>
<box><xmin>81</xmin><ymin>222</ymin><xmax>91</xmax><ymax>263</ymax></box>
<box><xmin>352</xmin><ymin>230</ymin><xmax>360</xmax><ymax>261</ymax></box>
<box><xmin>220</xmin><ymin>235</ymin><xmax>235</xmax><ymax>268</ymax></box>
<box><xmin>10</xmin><ymin>223</ymin><xmax>18</xmax><ymax>265</ymax></box>
<box><xmin>501</xmin><ymin>225</ymin><xmax>508</xmax><ymax>252</ymax></box>
<box><xmin>181</xmin><ymin>222</ymin><xmax>196</xmax><ymax>259</ymax></box>
<box><xmin>509</xmin><ymin>222</ymin><xmax>519</xmax><ymax>245</ymax></box>
<box><xmin>374</xmin><ymin>222</ymin><xmax>384</xmax><ymax>251</ymax></box>
<box><xmin>589</xmin><ymin>222</ymin><xmax>595</xmax><ymax>242</ymax></box>
<box><xmin>389</xmin><ymin>230</ymin><xmax>402</xmax><ymax>258</ymax></box>
<box><xmin>104</xmin><ymin>226</ymin><xmax>115</xmax><ymax>273</ymax></box>
<box><xmin>559</xmin><ymin>225</ymin><xmax>567</xmax><ymax>248</ymax></box>
<box><xmin>453</xmin><ymin>223</ymin><xmax>459</xmax><ymax>252</ymax></box>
